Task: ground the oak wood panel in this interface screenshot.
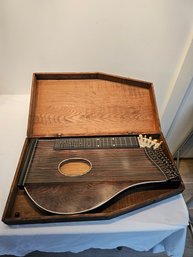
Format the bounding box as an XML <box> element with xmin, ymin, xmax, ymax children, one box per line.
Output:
<box><xmin>31</xmin><ymin>79</ymin><xmax>158</xmax><ymax>137</ymax></box>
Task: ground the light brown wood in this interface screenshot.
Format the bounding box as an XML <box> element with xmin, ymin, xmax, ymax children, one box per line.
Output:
<box><xmin>27</xmin><ymin>73</ymin><xmax>160</xmax><ymax>137</ymax></box>
<box><xmin>58</xmin><ymin>158</ymin><xmax>92</xmax><ymax>177</ymax></box>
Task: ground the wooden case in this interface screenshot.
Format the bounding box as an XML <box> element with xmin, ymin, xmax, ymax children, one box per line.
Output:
<box><xmin>2</xmin><ymin>72</ymin><xmax>184</xmax><ymax>225</ymax></box>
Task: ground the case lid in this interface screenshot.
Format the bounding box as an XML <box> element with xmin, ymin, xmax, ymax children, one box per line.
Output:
<box><xmin>27</xmin><ymin>72</ymin><xmax>161</xmax><ymax>138</ymax></box>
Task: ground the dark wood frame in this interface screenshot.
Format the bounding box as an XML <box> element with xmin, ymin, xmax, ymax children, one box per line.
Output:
<box><xmin>2</xmin><ymin>72</ymin><xmax>184</xmax><ymax>225</ymax></box>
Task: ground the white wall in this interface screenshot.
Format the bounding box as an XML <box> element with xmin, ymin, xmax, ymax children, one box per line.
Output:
<box><xmin>166</xmin><ymin>78</ymin><xmax>193</xmax><ymax>154</ymax></box>
<box><xmin>162</xmin><ymin>39</ymin><xmax>193</xmax><ymax>155</ymax></box>
<box><xmin>161</xmin><ymin>40</ymin><xmax>193</xmax><ymax>136</ymax></box>
<box><xmin>0</xmin><ymin>0</ymin><xmax>193</xmax><ymax>136</ymax></box>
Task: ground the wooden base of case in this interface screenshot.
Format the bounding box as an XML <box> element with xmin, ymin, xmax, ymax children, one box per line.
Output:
<box><xmin>2</xmin><ymin>137</ymin><xmax>184</xmax><ymax>225</ymax></box>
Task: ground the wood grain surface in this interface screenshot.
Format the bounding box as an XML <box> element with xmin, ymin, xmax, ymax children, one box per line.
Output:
<box><xmin>2</xmin><ymin>73</ymin><xmax>182</xmax><ymax>225</ymax></box>
<box><xmin>26</xmin><ymin>140</ymin><xmax>165</xmax><ymax>184</ymax></box>
<box><xmin>2</xmin><ymin>138</ymin><xmax>184</xmax><ymax>225</ymax></box>
<box><xmin>24</xmin><ymin>140</ymin><xmax>169</xmax><ymax>214</ymax></box>
<box><xmin>29</xmin><ymin>77</ymin><xmax>159</xmax><ymax>137</ymax></box>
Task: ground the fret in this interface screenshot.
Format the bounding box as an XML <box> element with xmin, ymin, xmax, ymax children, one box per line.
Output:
<box><xmin>123</xmin><ymin>136</ymin><xmax>127</xmax><ymax>146</ymax></box>
<box><xmin>132</xmin><ymin>136</ymin><xmax>135</xmax><ymax>146</ymax></box>
<box><xmin>81</xmin><ymin>138</ymin><xmax>84</xmax><ymax>148</ymax></box>
<box><xmin>129</xmin><ymin>136</ymin><xmax>132</xmax><ymax>146</ymax></box>
<box><xmin>125</xmin><ymin>136</ymin><xmax>130</xmax><ymax>146</ymax></box>
<box><xmin>112</xmin><ymin>137</ymin><xmax>114</xmax><ymax>147</ymax></box>
<box><xmin>96</xmin><ymin>138</ymin><xmax>99</xmax><ymax>148</ymax></box>
<box><xmin>101</xmin><ymin>137</ymin><xmax>104</xmax><ymax>148</ymax></box>
<box><xmin>54</xmin><ymin>136</ymin><xmax>139</xmax><ymax>150</ymax></box>
<box><xmin>104</xmin><ymin>137</ymin><xmax>107</xmax><ymax>148</ymax></box>
<box><xmin>118</xmin><ymin>137</ymin><xmax>122</xmax><ymax>146</ymax></box>
<box><xmin>106</xmin><ymin>137</ymin><xmax>109</xmax><ymax>148</ymax></box>
<box><xmin>87</xmin><ymin>137</ymin><xmax>91</xmax><ymax>148</ymax></box>
<box><xmin>114</xmin><ymin>137</ymin><xmax>117</xmax><ymax>146</ymax></box>
<box><xmin>92</xmin><ymin>137</ymin><xmax>96</xmax><ymax>148</ymax></box>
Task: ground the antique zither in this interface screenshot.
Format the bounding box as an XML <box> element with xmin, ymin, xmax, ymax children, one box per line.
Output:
<box><xmin>2</xmin><ymin>72</ymin><xmax>184</xmax><ymax>224</ymax></box>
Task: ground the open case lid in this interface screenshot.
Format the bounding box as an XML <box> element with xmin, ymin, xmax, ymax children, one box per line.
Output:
<box><xmin>27</xmin><ymin>72</ymin><xmax>161</xmax><ymax>138</ymax></box>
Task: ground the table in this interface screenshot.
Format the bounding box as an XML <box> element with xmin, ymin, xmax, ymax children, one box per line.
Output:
<box><xmin>0</xmin><ymin>95</ymin><xmax>189</xmax><ymax>257</ymax></box>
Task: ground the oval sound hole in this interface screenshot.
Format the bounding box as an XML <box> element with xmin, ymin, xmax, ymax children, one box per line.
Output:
<box><xmin>58</xmin><ymin>158</ymin><xmax>92</xmax><ymax>177</ymax></box>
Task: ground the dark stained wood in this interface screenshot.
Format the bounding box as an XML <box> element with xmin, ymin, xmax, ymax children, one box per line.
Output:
<box><xmin>97</xmin><ymin>72</ymin><xmax>151</xmax><ymax>88</ymax></box>
<box><xmin>23</xmin><ymin>139</ymin><xmax>176</xmax><ymax>214</ymax></box>
<box><xmin>27</xmin><ymin>74</ymin><xmax>37</xmax><ymax>137</ymax></box>
<box><xmin>2</xmin><ymin>135</ymin><xmax>184</xmax><ymax>225</ymax></box>
<box><xmin>35</xmin><ymin>72</ymin><xmax>151</xmax><ymax>88</ymax></box>
<box><xmin>3</xmin><ymin>178</ymin><xmax>184</xmax><ymax>225</ymax></box>
<box><xmin>26</xmin><ymin>140</ymin><xmax>165</xmax><ymax>184</ymax></box>
<box><xmin>17</xmin><ymin>138</ymin><xmax>38</xmax><ymax>188</ymax></box>
<box><xmin>2</xmin><ymin>72</ymin><xmax>184</xmax><ymax>225</ymax></box>
<box><xmin>2</xmin><ymin>138</ymin><xmax>30</xmax><ymax>223</ymax></box>
<box><xmin>54</xmin><ymin>135</ymin><xmax>139</xmax><ymax>150</ymax></box>
<box><xmin>35</xmin><ymin>72</ymin><xmax>98</xmax><ymax>81</ymax></box>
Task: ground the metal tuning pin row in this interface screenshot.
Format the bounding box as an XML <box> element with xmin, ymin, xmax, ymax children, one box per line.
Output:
<box><xmin>144</xmin><ymin>146</ymin><xmax>179</xmax><ymax>180</ymax></box>
<box><xmin>137</xmin><ymin>134</ymin><xmax>162</xmax><ymax>149</ymax></box>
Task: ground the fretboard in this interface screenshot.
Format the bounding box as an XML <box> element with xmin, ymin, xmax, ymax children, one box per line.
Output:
<box><xmin>54</xmin><ymin>136</ymin><xmax>139</xmax><ymax>150</ymax></box>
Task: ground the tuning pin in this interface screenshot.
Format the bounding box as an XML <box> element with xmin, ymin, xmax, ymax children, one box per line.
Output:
<box><xmin>138</xmin><ymin>135</ymin><xmax>162</xmax><ymax>149</ymax></box>
<box><xmin>153</xmin><ymin>141</ymin><xmax>163</xmax><ymax>149</ymax></box>
<box><xmin>137</xmin><ymin>134</ymin><xmax>145</xmax><ymax>147</ymax></box>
